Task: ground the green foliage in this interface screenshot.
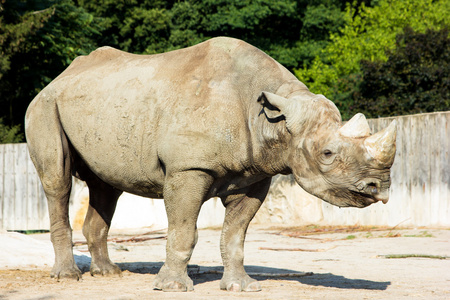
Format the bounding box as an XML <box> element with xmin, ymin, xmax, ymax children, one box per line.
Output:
<box><xmin>328</xmin><ymin>0</ymin><xmax>448</xmax><ymax>76</ymax></box>
<box><xmin>1</xmin><ymin>0</ymin><xmax>448</xmax><ymax>142</ymax></box>
<box><xmin>295</xmin><ymin>0</ymin><xmax>450</xmax><ymax>119</ymax></box>
<box><xmin>77</xmin><ymin>0</ymin><xmax>305</xmax><ymax>64</ymax></box>
<box><xmin>0</xmin><ymin>1</ymin><xmax>53</xmax><ymax>127</ymax></box>
<box><xmin>170</xmin><ymin>0</ymin><xmax>301</xmax><ymax>68</ymax></box>
<box><xmin>404</xmin><ymin>231</ymin><xmax>434</xmax><ymax>238</ymax></box>
<box><xmin>294</xmin><ymin>3</ymin><xmax>346</xmax><ymax>66</ymax></box>
<box><xmin>0</xmin><ymin>1</ymin><xmax>53</xmax><ymax>81</ymax></box>
<box><xmin>76</xmin><ymin>0</ymin><xmax>171</xmax><ymax>54</ymax></box>
<box><xmin>0</xmin><ymin>0</ymin><xmax>99</xmax><ymax>129</ymax></box>
<box><xmin>0</xmin><ymin>118</ymin><xmax>24</xmax><ymax>143</ymax></box>
<box><xmin>78</xmin><ymin>0</ymin><xmax>351</xmax><ymax>69</ymax></box>
<box><xmin>3</xmin><ymin>0</ymin><xmax>356</xmax><ymax>142</ymax></box>
<box><xmin>352</xmin><ymin>27</ymin><xmax>450</xmax><ymax>117</ymax></box>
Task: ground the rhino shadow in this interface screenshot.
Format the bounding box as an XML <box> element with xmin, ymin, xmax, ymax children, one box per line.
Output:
<box><xmin>113</xmin><ymin>262</ymin><xmax>390</xmax><ymax>290</ymax></box>
<box><xmin>116</xmin><ymin>261</ymin><xmax>163</xmax><ymax>275</ymax></box>
<box><xmin>294</xmin><ymin>272</ymin><xmax>390</xmax><ymax>290</ymax></box>
<box><xmin>74</xmin><ymin>254</ymin><xmax>91</xmax><ymax>273</ymax></box>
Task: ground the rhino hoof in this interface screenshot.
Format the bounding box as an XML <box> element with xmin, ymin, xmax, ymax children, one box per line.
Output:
<box><xmin>153</xmin><ymin>273</ymin><xmax>194</xmax><ymax>292</ymax></box>
<box><xmin>221</xmin><ymin>276</ymin><xmax>261</xmax><ymax>292</ymax></box>
<box><xmin>165</xmin><ymin>281</ymin><xmax>189</xmax><ymax>292</ymax></box>
<box><xmin>153</xmin><ymin>280</ymin><xmax>194</xmax><ymax>292</ymax></box>
<box><xmin>153</xmin><ymin>276</ymin><xmax>195</xmax><ymax>292</ymax></box>
<box><xmin>90</xmin><ymin>262</ymin><xmax>122</xmax><ymax>277</ymax></box>
<box><xmin>51</xmin><ymin>265</ymin><xmax>82</xmax><ymax>281</ymax></box>
<box><xmin>153</xmin><ymin>263</ymin><xmax>194</xmax><ymax>292</ymax></box>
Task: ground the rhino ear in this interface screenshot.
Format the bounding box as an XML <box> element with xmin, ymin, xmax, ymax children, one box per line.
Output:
<box><xmin>258</xmin><ymin>91</ymin><xmax>289</xmax><ymax>119</ymax></box>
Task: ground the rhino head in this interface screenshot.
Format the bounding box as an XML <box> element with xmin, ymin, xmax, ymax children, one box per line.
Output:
<box><xmin>260</xmin><ymin>91</ymin><xmax>397</xmax><ymax>208</ymax></box>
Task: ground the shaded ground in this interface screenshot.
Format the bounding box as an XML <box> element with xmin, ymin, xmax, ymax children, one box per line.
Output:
<box><xmin>1</xmin><ymin>226</ymin><xmax>449</xmax><ymax>299</ymax></box>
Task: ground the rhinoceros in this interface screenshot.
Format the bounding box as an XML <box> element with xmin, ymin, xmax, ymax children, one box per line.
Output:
<box><xmin>25</xmin><ymin>37</ymin><xmax>396</xmax><ymax>292</ymax></box>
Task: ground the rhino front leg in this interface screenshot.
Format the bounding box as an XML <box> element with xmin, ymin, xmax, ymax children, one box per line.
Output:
<box><xmin>220</xmin><ymin>178</ymin><xmax>271</xmax><ymax>292</ymax></box>
<box><xmin>83</xmin><ymin>178</ymin><xmax>122</xmax><ymax>276</ymax></box>
<box><xmin>153</xmin><ymin>170</ymin><xmax>212</xmax><ymax>292</ymax></box>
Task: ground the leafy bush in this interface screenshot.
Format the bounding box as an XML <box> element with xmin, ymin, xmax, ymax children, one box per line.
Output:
<box><xmin>295</xmin><ymin>0</ymin><xmax>449</xmax><ymax>118</ymax></box>
<box><xmin>0</xmin><ymin>0</ymin><xmax>99</xmax><ymax>128</ymax></box>
<box><xmin>352</xmin><ymin>27</ymin><xmax>449</xmax><ymax>117</ymax></box>
<box><xmin>0</xmin><ymin>119</ymin><xmax>24</xmax><ymax>143</ymax></box>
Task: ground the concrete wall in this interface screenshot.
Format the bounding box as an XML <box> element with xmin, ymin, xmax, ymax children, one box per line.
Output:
<box><xmin>84</xmin><ymin>111</ymin><xmax>450</xmax><ymax>229</ymax></box>
<box><xmin>1</xmin><ymin>111</ymin><xmax>449</xmax><ymax>230</ymax></box>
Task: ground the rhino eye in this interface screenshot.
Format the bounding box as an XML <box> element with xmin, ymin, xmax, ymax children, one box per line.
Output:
<box><xmin>320</xmin><ymin>148</ymin><xmax>337</xmax><ymax>166</ymax></box>
<box><xmin>323</xmin><ymin>150</ymin><xmax>333</xmax><ymax>158</ymax></box>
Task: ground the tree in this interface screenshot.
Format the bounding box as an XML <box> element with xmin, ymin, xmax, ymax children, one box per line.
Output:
<box><xmin>78</xmin><ymin>0</ymin><xmax>303</xmax><ymax>64</ymax></box>
<box><xmin>168</xmin><ymin>0</ymin><xmax>350</xmax><ymax>70</ymax></box>
<box><xmin>2</xmin><ymin>0</ymin><xmax>356</xmax><ymax>142</ymax></box>
<box><xmin>0</xmin><ymin>118</ymin><xmax>23</xmax><ymax>143</ymax></box>
<box><xmin>0</xmin><ymin>1</ymin><xmax>51</xmax><ymax>79</ymax></box>
<box><xmin>0</xmin><ymin>0</ymin><xmax>100</xmax><ymax>135</ymax></box>
<box><xmin>352</xmin><ymin>27</ymin><xmax>450</xmax><ymax>117</ymax></box>
<box><xmin>294</xmin><ymin>0</ymin><xmax>450</xmax><ymax>118</ymax></box>
<box><xmin>75</xmin><ymin>0</ymin><xmax>172</xmax><ymax>54</ymax></box>
<box><xmin>0</xmin><ymin>1</ymin><xmax>54</xmax><ymax>142</ymax></box>
<box><xmin>77</xmin><ymin>0</ymin><xmax>354</xmax><ymax>70</ymax></box>
<box><xmin>1</xmin><ymin>0</ymin><xmax>382</xmax><ymax>142</ymax></box>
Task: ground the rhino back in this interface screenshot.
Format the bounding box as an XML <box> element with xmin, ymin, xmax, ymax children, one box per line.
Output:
<box><xmin>38</xmin><ymin>37</ymin><xmax>297</xmax><ymax>196</ymax></box>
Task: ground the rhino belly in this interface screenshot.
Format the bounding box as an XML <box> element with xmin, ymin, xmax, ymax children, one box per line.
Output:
<box><xmin>59</xmin><ymin>101</ymin><xmax>165</xmax><ymax>198</ymax></box>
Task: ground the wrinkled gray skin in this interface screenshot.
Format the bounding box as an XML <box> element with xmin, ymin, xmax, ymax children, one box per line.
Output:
<box><xmin>25</xmin><ymin>37</ymin><xmax>396</xmax><ymax>292</ymax></box>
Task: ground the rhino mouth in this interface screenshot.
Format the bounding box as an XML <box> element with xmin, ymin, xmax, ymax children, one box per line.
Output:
<box><xmin>350</xmin><ymin>190</ymin><xmax>379</xmax><ymax>207</ymax></box>
<box><xmin>327</xmin><ymin>188</ymin><xmax>379</xmax><ymax>208</ymax></box>
<box><xmin>347</xmin><ymin>179</ymin><xmax>389</xmax><ymax>207</ymax></box>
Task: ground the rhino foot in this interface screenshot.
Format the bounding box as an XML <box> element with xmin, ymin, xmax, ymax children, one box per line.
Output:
<box><xmin>220</xmin><ymin>274</ymin><xmax>261</xmax><ymax>292</ymax></box>
<box><xmin>153</xmin><ymin>278</ymin><xmax>194</xmax><ymax>292</ymax></box>
<box><xmin>153</xmin><ymin>265</ymin><xmax>194</xmax><ymax>292</ymax></box>
<box><xmin>50</xmin><ymin>264</ymin><xmax>82</xmax><ymax>281</ymax></box>
<box><xmin>90</xmin><ymin>261</ymin><xmax>122</xmax><ymax>277</ymax></box>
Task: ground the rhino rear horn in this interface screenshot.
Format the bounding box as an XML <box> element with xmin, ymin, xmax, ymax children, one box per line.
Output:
<box><xmin>338</xmin><ymin>113</ymin><xmax>371</xmax><ymax>138</ymax></box>
<box><xmin>364</xmin><ymin>120</ymin><xmax>397</xmax><ymax>166</ymax></box>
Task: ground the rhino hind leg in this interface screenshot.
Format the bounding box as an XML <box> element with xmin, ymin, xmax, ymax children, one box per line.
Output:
<box><xmin>81</xmin><ymin>172</ymin><xmax>123</xmax><ymax>277</ymax></box>
<box><xmin>46</xmin><ymin>178</ymin><xmax>82</xmax><ymax>280</ymax></box>
<box><xmin>25</xmin><ymin>104</ymin><xmax>81</xmax><ymax>280</ymax></box>
<box><xmin>153</xmin><ymin>170</ymin><xmax>212</xmax><ymax>292</ymax></box>
<box><xmin>219</xmin><ymin>178</ymin><xmax>271</xmax><ymax>292</ymax></box>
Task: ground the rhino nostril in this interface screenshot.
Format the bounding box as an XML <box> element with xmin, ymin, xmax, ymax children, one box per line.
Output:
<box><xmin>367</xmin><ymin>183</ymin><xmax>377</xmax><ymax>194</ymax></box>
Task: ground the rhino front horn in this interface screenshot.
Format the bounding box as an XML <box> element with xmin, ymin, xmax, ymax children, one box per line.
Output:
<box><xmin>338</xmin><ymin>113</ymin><xmax>371</xmax><ymax>138</ymax></box>
<box><xmin>364</xmin><ymin>120</ymin><xmax>397</xmax><ymax>166</ymax></box>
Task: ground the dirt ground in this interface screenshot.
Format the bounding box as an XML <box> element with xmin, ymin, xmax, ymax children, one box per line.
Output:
<box><xmin>1</xmin><ymin>225</ymin><xmax>449</xmax><ymax>299</ymax></box>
